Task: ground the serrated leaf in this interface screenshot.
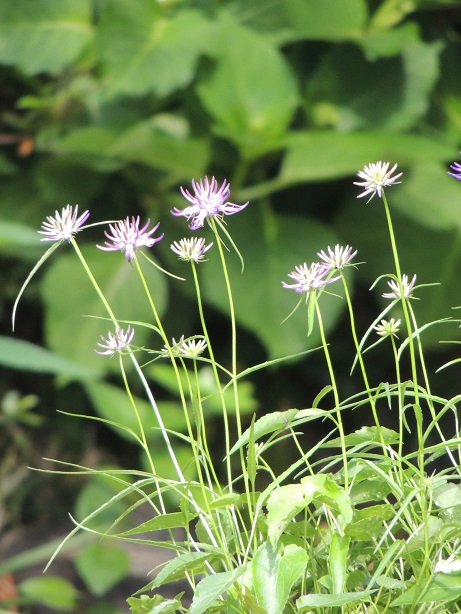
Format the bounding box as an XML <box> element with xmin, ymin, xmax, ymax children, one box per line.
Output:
<box><xmin>0</xmin><ymin>0</ymin><xmax>93</xmax><ymax>75</ymax></box>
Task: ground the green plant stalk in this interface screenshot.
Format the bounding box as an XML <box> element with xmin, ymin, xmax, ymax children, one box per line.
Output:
<box><xmin>315</xmin><ymin>299</ymin><xmax>348</xmax><ymax>490</ymax></box>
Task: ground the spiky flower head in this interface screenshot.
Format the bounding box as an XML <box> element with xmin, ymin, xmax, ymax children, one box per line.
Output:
<box><xmin>382</xmin><ymin>274</ymin><xmax>417</xmax><ymax>300</ymax></box>
<box><xmin>435</xmin><ymin>556</ymin><xmax>461</xmax><ymax>575</ymax></box>
<box><xmin>171</xmin><ymin>177</ymin><xmax>249</xmax><ymax>230</ymax></box>
<box><xmin>97</xmin><ymin>217</ymin><xmax>163</xmax><ymax>261</ymax></box>
<box><xmin>374</xmin><ymin>318</ymin><xmax>401</xmax><ymax>338</ymax></box>
<box><xmin>318</xmin><ymin>244</ymin><xmax>357</xmax><ymax>270</ymax></box>
<box><xmin>354</xmin><ymin>162</ymin><xmax>402</xmax><ymax>202</ymax></box>
<box><xmin>95</xmin><ymin>326</ymin><xmax>135</xmax><ymax>356</ymax></box>
<box><xmin>38</xmin><ymin>205</ymin><xmax>90</xmax><ymax>242</ymax></box>
<box><xmin>282</xmin><ymin>262</ymin><xmax>340</xmax><ymax>294</ymax></box>
<box><xmin>170</xmin><ymin>237</ymin><xmax>213</xmax><ymax>262</ymax></box>
<box><xmin>162</xmin><ymin>335</ymin><xmax>207</xmax><ymax>358</ymax></box>
<box><xmin>448</xmin><ymin>155</ymin><xmax>461</xmax><ymax>181</ymax></box>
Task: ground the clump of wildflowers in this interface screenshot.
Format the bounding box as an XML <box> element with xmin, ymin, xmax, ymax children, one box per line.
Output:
<box><xmin>282</xmin><ymin>262</ymin><xmax>340</xmax><ymax>294</ymax></box>
<box><xmin>95</xmin><ymin>326</ymin><xmax>135</xmax><ymax>356</ymax></box>
<box><xmin>171</xmin><ymin>177</ymin><xmax>249</xmax><ymax>230</ymax></box>
<box><xmin>171</xmin><ymin>237</ymin><xmax>213</xmax><ymax>262</ymax></box>
<box><xmin>39</xmin><ymin>205</ymin><xmax>90</xmax><ymax>242</ymax></box>
<box><xmin>374</xmin><ymin>318</ymin><xmax>401</xmax><ymax>338</ymax></box>
<box><xmin>382</xmin><ymin>274</ymin><xmax>417</xmax><ymax>300</ymax></box>
<box><xmin>97</xmin><ymin>217</ymin><xmax>163</xmax><ymax>261</ymax></box>
<box><xmin>354</xmin><ymin>161</ymin><xmax>402</xmax><ymax>202</ymax></box>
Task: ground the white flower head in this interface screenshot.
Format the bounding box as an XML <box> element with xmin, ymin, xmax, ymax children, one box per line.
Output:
<box><xmin>162</xmin><ymin>335</ymin><xmax>207</xmax><ymax>358</ymax></box>
<box><xmin>282</xmin><ymin>262</ymin><xmax>341</xmax><ymax>294</ymax></box>
<box><xmin>95</xmin><ymin>326</ymin><xmax>135</xmax><ymax>356</ymax></box>
<box><xmin>39</xmin><ymin>205</ymin><xmax>90</xmax><ymax>242</ymax></box>
<box><xmin>382</xmin><ymin>274</ymin><xmax>417</xmax><ymax>300</ymax></box>
<box><xmin>435</xmin><ymin>555</ymin><xmax>461</xmax><ymax>575</ymax></box>
<box><xmin>354</xmin><ymin>161</ymin><xmax>402</xmax><ymax>203</ymax></box>
<box><xmin>374</xmin><ymin>318</ymin><xmax>401</xmax><ymax>338</ymax></box>
<box><xmin>318</xmin><ymin>244</ymin><xmax>357</xmax><ymax>270</ymax></box>
<box><xmin>170</xmin><ymin>237</ymin><xmax>213</xmax><ymax>262</ymax></box>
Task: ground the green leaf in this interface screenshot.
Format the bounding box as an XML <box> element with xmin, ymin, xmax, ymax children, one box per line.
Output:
<box><xmin>329</xmin><ymin>534</ymin><xmax>350</xmax><ymax>594</ymax></box>
<box><xmin>41</xmin><ymin>245</ymin><xmax>167</xmax><ymax>372</ymax></box>
<box><xmin>118</xmin><ymin>512</ymin><xmax>188</xmax><ymax>537</ymax></box>
<box><xmin>266</xmin><ymin>475</ymin><xmax>352</xmax><ymax>546</ymax></box>
<box><xmin>283</xmin><ymin>0</ymin><xmax>367</xmax><ymax>41</ymax></box>
<box><xmin>197</xmin><ymin>19</ymin><xmax>299</xmax><ymax>158</ymax></box>
<box><xmin>0</xmin><ymin>336</ymin><xmax>99</xmax><ymax>379</ymax></box>
<box><xmin>199</xmin><ymin>207</ymin><xmax>343</xmax><ymax>359</ymax></box>
<box><xmin>189</xmin><ymin>567</ymin><xmax>246</xmax><ymax>614</ymax></box>
<box><xmin>75</xmin><ymin>542</ymin><xmax>130</xmax><ymax>596</ymax></box>
<box><xmin>151</xmin><ymin>552</ymin><xmax>215</xmax><ymax>590</ymax></box>
<box><xmin>127</xmin><ymin>594</ymin><xmax>183</xmax><ymax>614</ymax></box>
<box><xmin>0</xmin><ymin>0</ymin><xmax>93</xmax><ymax>75</ymax></box>
<box><xmin>253</xmin><ymin>542</ymin><xmax>308</xmax><ymax>614</ymax></box>
<box><xmin>19</xmin><ymin>576</ymin><xmax>79</xmax><ymax>611</ymax></box>
<box><xmin>96</xmin><ymin>1</ymin><xmax>212</xmax><ymax>97</ymax></box>
<box><xmin>324</xmin><ymin>426</ymin><xmax>399</xmax><ymax>448</ymax></box>
<box><xmin>297</xmin><ymin>590</ymin><xmax>371</xmax><ymax>609</ymax></box>
<box><xmin>391</xmin><ymin>572</ymin><xmax>461</xmax><ymax>605</ymax></box>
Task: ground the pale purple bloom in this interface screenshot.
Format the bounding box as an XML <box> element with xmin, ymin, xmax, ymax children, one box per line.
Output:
<box><xmin>382</xmin><ymin>274</ymin><xmax>417</xmax><ymax>300</ymax></box>
<box><xmin>318</xmin><ymin>244</ymin><xmax>357</xmax><ymax>270</ymax></box>
<box><xmin>374</xmin><ymin>318</ymin><xmax>401</xmax><ymax>338</ymax></box>
<box><xmin>448</xmin><ymin>155</ymin><xmax>461</xmax><ymax>181</ymax></box>
<box><xmin>38</xmin><ymin>205</ymin><xmax>90</xmax><ymax>242</ymax></box>
<box><xmin>354</xmin><ymin>162</ymin><xmax>402</xmax><ymax>202</ymax></box>
<box><xmin>97</xmin><ymin>217</ymin><xmax>163</xmax><ymax>260</ymax></box>
<box><xmin>282</xmin><ymin>262</ymin><xmax>340</xmax><ymax>294</ymax></box>
<box><xmin>171</xmin><ymin>177</ymin><xmax>249</xmax><ymax>230</ymax></box>
<box><xmin>170</xmin><ymin>237</ymin><xmax>213</xmax><ymax>262</ymax></box>
<box><xmin>95</xmin><ymin>326</ymin><xmax>135</xmax><ymax>356</ymax></box>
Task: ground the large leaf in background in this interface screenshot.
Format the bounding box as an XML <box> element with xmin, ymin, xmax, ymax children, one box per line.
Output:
<box><xmin>335</xmin><ymin>199</ymin><xmax>461</xmax><ymax>347</ymax></box>
<box><xmin>0</xmin><ymin>0</ymin><xmax>93</xmax><ymax>75</ymax></box>
<box><xmin>307</xmin><ymin>34</ymin><xmax>441</xmax><ymax>132</ymax></box>
<box><xmin>96</xmin><ymin>0</ymin><xmax>212</xmax><ymax>98</ymax></box>
<box><xmin>49</xmin><ymin>117</ymin><xmax>210</xmax><ymax>180</ymax></box>
<box><xmin>276</xmin><ymin>131</ymin><xmax>453</xmax><ymax>187</ymax></box>
<box><xmin>199</xmin><ymin>206</ymin><xmax>344</xmax><ymax>359</ymax></box>
<box><xmin>197</xmin><ymin>18</ymin><xmax>299</xmax><ymax>159</ymax></box>
<box><xmin>283</xmin><ymin>0</ymin><xmax>367</xmax><ymax>41</ymax></box>
<box><xmin>41</xmin><ymin>245</ymin><xmax>168</xmax><ymax>372</ymax></box>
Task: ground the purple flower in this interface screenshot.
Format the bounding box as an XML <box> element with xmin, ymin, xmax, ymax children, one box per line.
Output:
<box><xmin>382</xmin><ymin>274</ymin><xmax>417</xmax><ymax>300</ymax></box>
<box><xmin>282</xmin><ymin>262</ymin><xmax>340</xmax><ymax>294</ymax></box>
<box><xmin>38</xmin><ymin>205</ymin><xmax>90</xmax><ymax>242</ymax></box>
<box><xmin>171</xmin><ymin>177</ymin><xmax>249</xmax><ymax>230</ymax></box>
<box><xmin>354</xmin><ymin>162</ymin><xmax>402</xmax><ymax>202</ymax></box>
<box><xmin>448</xmin><ymin>155</ymin><xmax>461</xmax><ymax>181</ymax></box>
<box><xmin>97</xmin><ymin>217</ymin><xmax>163</xmax><ymax>260</ymax></box>
<box><xmin>95</xmin><ymin>326</ymin><xmax>135</xmax><ymax>356</ymax></box>
<box><xmin>170</xmin><ymin>237</ymin><xmax>213</xmax><ymax>262</ymax></box>
<box><xmin>317</xmin><ymin>244</ymin><xmax>357</xmax><ymax>270</ymax></box>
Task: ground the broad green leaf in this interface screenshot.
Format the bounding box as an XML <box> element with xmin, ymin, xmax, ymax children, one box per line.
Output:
<box><xmin>324</xmin><ymin>426</ymin><xmax>399</xmax><ymax>448</ymax></box>
<box><xmin>253</xmin><ymin>542</ymin><xmax>308</xmax><ymax>614</ymax></box>
<box><xmin>19</xmin><ymin>576</ymin><xmax>79</xmax><ymax>611</ymax></box>
<box><xmin>280</xmin><ymin>131</ymin><xmax>453</xmax><ymax>186</ymax></box>
<box><xmin>96</xmin><ymin>1</ymin><xmax>212</xmax><ymax>97</ymax></box>
<box><xmin>307</xmin><ymin>35</ymin><xmax>441</xmax><ymax>132</ymax></box>
<box><xmin>127</xmin><ymin>594</ymin><xmax>183</xmax><ymax>614</ymax></box>
<box><xmin>266</xmin><ymin>475</ymin><xmax>352</xmax><ymax>546</ymax></box>
<box><xmin>0</xmin><ymin>0</ymin><xmax>93</xmax><ymax>75</ymax></box>
<box><xmin>75</xmin><ymin>542</ymin><xmax>130</xmax><ymax>596</ymax></box>
<box><xmin>189</xmin><ymin>567</ymin><xmax>246</xmax><ymax>614</ymax></box>
<box><xmin>151</xmin><ymin>552</ymin><xmax>216</xmax><ymax>590</ymax></box>
<box><xmin>297</xmin><ymin>590</ymin><xmax>371</xmax><ymax>609</ymax></box>
<box><xmin>197</xmin><ymin>20</ymin><xmax>299</xmax><ymax>158</ymax></box>
<box><xmin>0</xmin><ymin>336</ymin><xmax>99</xmax><ymax>379</ymax></box>
<box><xmin>349</xmin><ymin>478</ymin><xmax>393</xmax><ymax>505</ymax></box>
<box><xmin>0</xmin><ymin>221</ymin><xmax>45</xmax><ymax>257</ymax></box>
<box><xmin>41</xmin><ymin>245</ymin><xmax>167</xmax><ymax>371</ymax></box>
<box><xmin>391</xmin><ymin>572</ymin><xmax>461</xmax><ymax>605</ymax></box>
<box><xmin>283</xmin><ymin>0</ymin><xmax>367</xmax><ymax>41</ymax></box>
<box><xmin>199</xmin><ymin>207</ymin><xmax>343</xmax><ymax>359</ymax></box>
<box><xmin>329</xmin><ymin>534</ymin><xmax>350</xmax><ymax>594</ymax></box>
